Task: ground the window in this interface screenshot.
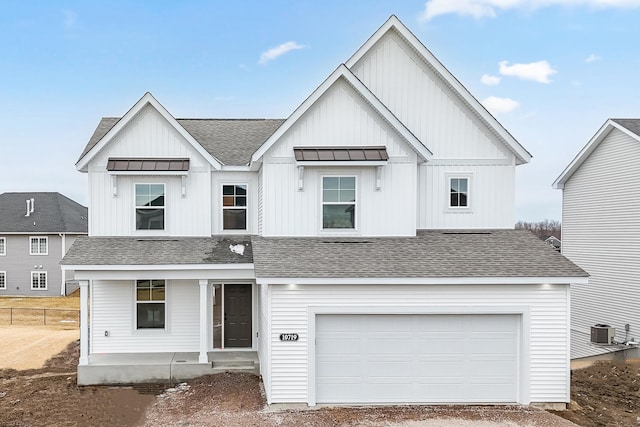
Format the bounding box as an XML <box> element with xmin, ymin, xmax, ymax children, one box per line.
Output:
<box><xmin>0</xmin><ymin>272</ymin><xmax>5</xmax><ymax>289</ymax></box>
<box><xmin>0</xmin><ymin>237</ymin><xmax>5</xmax><ymax>256</ymax></box>
<box><xmin>136</xmin><ymin>280</ymin><xmax>166</xmax><ymax>329</ymax></box>
<box><xmin>135</xmin><ymin>184</ymin><xmax>165</xmax><ymax>230</ymax></box>
<box><xmin>322</xmin><ymin>176</ymin><xmax>356</xmax><ymax>229</ymax></box>
<box><xmin>449</xmin><ymin>177</ymin><xmax>469</xmax><ymax>208</ymax></box>
<box><xmin>31</xmin><ymin>271</ymin><xmax>47</xmax><ymax>290</ymax></box>
<box><xmin>222</xmin><ymin>184</ymin><xmax>247</xmax><ymax>230</ymax></box>
<box><xmin>30</xmin><ymin>237</ymin><xmax>48</xmax><ymax>255</ymax></box>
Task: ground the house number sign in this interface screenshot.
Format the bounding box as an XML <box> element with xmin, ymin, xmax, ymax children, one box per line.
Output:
<box><xmin>279</xmin><ymin>333</ymin><xmax>299</xmax><ymax>341</ymax></box>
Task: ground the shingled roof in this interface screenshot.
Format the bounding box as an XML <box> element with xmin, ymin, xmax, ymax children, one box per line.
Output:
<box><xmin>0</xmin><ymin>192</ymin><xmax>87</xmax><ymax>233</ymax></box>
<box><xmin>61</xmin><ymin>236</ymin><xmax>253</xmax><ymax>265</ymax></box>
<box><xmin>252</xmin><ymin>229</ymin><xmax>587</xmax><ymax>279</ymax></box>
<box><xmin>80</xmin><ymin>117</ymin><xmax>285</xmax><ymax>166</ymax></box>
<box><xmin>611</xmin><ymin>118</ymin><xmax>640</xmax><ymax>137</ymax></box>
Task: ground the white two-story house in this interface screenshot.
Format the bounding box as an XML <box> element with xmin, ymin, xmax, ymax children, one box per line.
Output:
<box><xmin>62</xmin><ymin>16</ymin><xmax>586</xmax><ymax>408</ymax></box>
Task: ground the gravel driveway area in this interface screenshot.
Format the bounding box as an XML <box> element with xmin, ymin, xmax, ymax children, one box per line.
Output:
<box><xmin>141</xmin><ymin>372</ymin><xmax>579</xmax><ymax>426</ymax></box>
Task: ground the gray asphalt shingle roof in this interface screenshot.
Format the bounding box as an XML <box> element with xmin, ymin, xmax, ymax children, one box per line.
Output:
<box><xmin>251</xmin><ymin>229</ymin><xmax>587</xmax><ymax>279</ymax></box>
<box><xmin>611</xmin><ymin>118</ymin><xmax>640</xmax><ymax>138</ymax></box>
<box><xmin>61</xmin><ymin>236</ymin><xmax>253</xmax><ymax>265</ymax></box>
<box><xmin>0</xmin><ymin>192</ymin><xmax>87</xmax><ymax>233</ymax></box>
<box><xmin>80</xmin><ymin>117</ymin><xmax>285</xmax><ymax>166</ymax></box>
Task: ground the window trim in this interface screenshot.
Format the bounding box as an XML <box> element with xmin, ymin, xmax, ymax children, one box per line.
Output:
<box><xmin>0</xmin><ymin>237</ymin><xmax>5</xmax><ymax>256</ymax></box>
<box><xmin>134</xmin><ymin>183</ymin><xmax>166</xmax><ymax>232</ymax></box>
<box><xmin>221</xmin><ymin>183</ymin><xmax>248</xmax><ymax>233</ymax></box>
<box><xmin>29</xmin><ymin>236</ymin><xmax>48</xmax><ymax>255</ymax></box>
<box><xmin>30</xmin><ymin>271</ymin><xmax>47</xmax><ymax>290</ymax></box>
<box><xmin>0</xmin><ymin>271</ymin><xmax>5</xmax><ymax>290</ymax></box>
<box><xmin>134</xmin><ymin>279</ymin><xmax>167</xmax><ymax>331</ymax></box>
<box><xmin>445</xmin><ymin>172</ymin><xmax>473</xmax><ymax>212</ymax></box>
<box><xmin>321</xmin><ymin>174</ymin><xmax>358</xmax><ymax>231</ymax></box>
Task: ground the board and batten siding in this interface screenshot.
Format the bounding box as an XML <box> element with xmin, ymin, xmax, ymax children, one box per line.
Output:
<box><xmin>266</xmin><ymin>284</ymin><xmax>569</xmax><ymax>404</ymax></box>
<box><xmin>90</xmin><ymin>280</ymin><xmax>200</xmax><ymax>353</ymax></box>
<box><xmin>261</xmin><ymin>78</ymin><xmax>417</xmax><ymax>237</ymax></box>
<box><xmin>88</xmin><ymin>105</ymin><xmax>212</xmax><ymax>237</ymax></box>
<box><xmin>562</xmin><ymin>128</ymin><xmax>640</xmax><ymax>358</ymax></box>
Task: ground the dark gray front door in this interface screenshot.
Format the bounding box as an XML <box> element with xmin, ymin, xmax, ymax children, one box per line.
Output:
<box><xmin>224</xmin><ymin>284</ymin><xmax>252</xmax><ymax>347</ymax></box>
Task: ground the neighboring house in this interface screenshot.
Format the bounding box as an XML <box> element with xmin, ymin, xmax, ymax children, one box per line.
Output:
<box><xmin>554</xmin><ymin>118</ymin><xmax>640</xmax><ymax>360</ymax></box>
<box><xmin>62</xmin><ymin>16</ymin><xmax>586</xmax><ymax>408</ymax></box>
<box><xmin>0</xmin><ymin>192</ymin><xmax>88</xmax><ymax>296</ymax></box>
<box><xmin>542</xmin><ymin>235</ymin><xmax>561</xmax><ymax>252</ymax></box>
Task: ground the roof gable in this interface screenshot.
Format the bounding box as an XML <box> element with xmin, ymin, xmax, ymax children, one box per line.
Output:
<box><xmin>0</xmin><ymin>192</ymin><xmax>87</xmax><ymax>233</ymax></box>
<box><xmin>346</xmin><ymin>16</ymin><xmax>531</xmax><ymax>165</ymax></box>
<box><xmin>553</xmin><ymin>119</ymin><xmax>640</xmax><ymax>189</ymax></box>
<box><xmin>76</xmin><ymin>93</ymin><xmax>223</xmax><ymax>171</ymax></box>
<box><xmin>251</xmin><ymin>64</ymin><xmax>432</xmax><ymax>164</ymax></box>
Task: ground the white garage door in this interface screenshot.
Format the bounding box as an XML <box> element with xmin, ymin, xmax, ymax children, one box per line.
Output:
<box><xmin>315</xmin><ymin>314</ymin><xmax>519</xmax><ymax>404</ymax></box>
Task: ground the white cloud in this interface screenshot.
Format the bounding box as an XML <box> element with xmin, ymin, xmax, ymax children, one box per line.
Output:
<box><xmin>259</xmin><ymin>41</ymin><xmax>305</xmax><ymax>65</ymax></box>
<box><xmin>498</xmin><ymin>60</ymin><xmax>557</xmax><ymax>83</ymax></box>
<box><xmin>481</xmin><ymin>74</ymin><xmax>501</xmax><ymax>85</ymax></box>
<box><xmin>482</xmin><ymin>96</ymin><xmax>520</xmax><ymax>114</ymax></box>
<box><xmin>585</xmin><ymin>53</ymin><xmax>601</xmax><ymax>63</ymax></box>
<box><xmin>63</xmin><ymin>9</ymin><xmax>77</xmax><ymax>29</ymax></box>
<box><xmin>420</xmin><ymin>0</ymin><xmax>640</xmax><ymax>21</ymax></box>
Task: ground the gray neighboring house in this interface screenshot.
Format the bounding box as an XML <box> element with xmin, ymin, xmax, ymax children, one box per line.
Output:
<box><xmin>0</xmin><ymin>192</ymin><xmax>88</xmax><ymax>296</ymax></box>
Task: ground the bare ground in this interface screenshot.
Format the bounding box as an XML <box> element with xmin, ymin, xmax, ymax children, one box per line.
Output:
<box><xmin>0</xmin><ymin>326</ymin><xmax>79</xmax><ymax>370</ymax></box>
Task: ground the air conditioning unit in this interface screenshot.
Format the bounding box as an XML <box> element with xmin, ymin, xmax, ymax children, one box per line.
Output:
<box><xmin>591</xmin><ymin>324</ymin><xmax>616</xmax><ymax>345</ymax></box>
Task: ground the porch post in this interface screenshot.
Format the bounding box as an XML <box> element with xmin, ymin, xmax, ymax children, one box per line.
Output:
<box><xmin>198</xmin><ymin>279</ymin><xmax>208</xmax><ymax>363</ymax></box>
<box><xmin>79</xmin><ymin>280</ymin><xmax>89</xmax><ymax>365</ymax></box>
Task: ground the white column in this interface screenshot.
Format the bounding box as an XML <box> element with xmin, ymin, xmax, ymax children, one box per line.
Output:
<box><xmin>199</xmin><ymin>279</ymin><xmax>208</xmax><ymax>363</ymax></box>
<box><xmin>79</xmin><ymin>280</ymin><xmax>89</xmax><ymax>365</ymax></box>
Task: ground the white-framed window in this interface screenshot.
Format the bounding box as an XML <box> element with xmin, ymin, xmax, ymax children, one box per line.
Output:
<box><xmin>136</xmin><ymin>280</ymin><xmax>166</xmax><ymax>329</ymax></box>
<box><xmin>222</xmin><ymin>184</ymin><xmax>247</xmax><ymax>230</ymax></box>
<box><xmin>30</xmin><ymin>236</ymin><xmax>48</xmax><ymax>255</ymax></box>
<box><xmin>0</xmin><ymin>272</ymin><xmax>6</xmax><ymax>289</ymax></box>
<box><xmin>322</xmin><ymin>176</ymin><xmax>356</xmax><ymax>229</ymax></box>
<box><xmin>447</xmin><ymin>174</ymin><xmax>472</xmax><ymax>210</ymax></box>
<box><xmin>0</xmin><ymin>237</ymin><xmax>5</xmax><ymax>256</ymax></box>
<box><xmin>31</xmin><ymin>271</ymin><xmax>47</xmax><ymax>290</ymax></box>
<box><xmin>135</xmin><ymin>183</ymin><xmax>165</xmax><ymax>230</ymax></box>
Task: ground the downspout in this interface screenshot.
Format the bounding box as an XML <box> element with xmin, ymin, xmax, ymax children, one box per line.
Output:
<box><xmin>59</xmin><ymin>233</ymin><xmax>66</xmax><ymax>296</ymax></box>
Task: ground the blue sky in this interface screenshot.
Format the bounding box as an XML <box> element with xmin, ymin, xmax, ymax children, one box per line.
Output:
<box><xmin>2</xmin><ymin>0</ymin><xmax>640</xmax><ymax>221</ymax></box>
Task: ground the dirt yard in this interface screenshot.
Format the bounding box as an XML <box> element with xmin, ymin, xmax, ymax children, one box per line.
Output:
<box><xmin>0</xmin><ymin>326</ymin><xmax>79</xmax><ymax>369</ymax></box>
<box><xmin>1</xmin><ymin>334</ymin><xmax>638</xmax><ymax>426</ymax></box>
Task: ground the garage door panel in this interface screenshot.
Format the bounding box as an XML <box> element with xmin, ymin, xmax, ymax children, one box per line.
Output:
<box><xmin>316</xmin><ymin>314</ymin><xmax>519</xmax><ymax>404</ymax></box>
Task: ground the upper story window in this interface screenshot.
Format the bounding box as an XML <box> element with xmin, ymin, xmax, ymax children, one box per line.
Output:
<box><xmin>0</xmin><ymin>272</ymin><xmax>5</xmax><ymax>289</ymax></box>
<box><xmin>222</xmin><ymin>184</ymin><xmax>247</xmax><ymax>230</ymax></box>
<box><xmin>322</xmin><ymin>176</ymin><xmax>356</xmax><ymax>229</ymax></box>
<box><xmin>0</xmin><ymin>237</ymin><xmax>5</xmax><ymax>256</ymax></box>
<box><xmin>135</xmin><ymin>184</ymin><xmax>165</xmax><ymax>230</ymax></box>
<box><xmin>136</xmin><ymin>279</ymin><xmax>166</xmax><ymax>329</ymax></box>
<box><xmin>449</xmin><ymin>177</ymin><xmax>469</xmax><ymax>208</ymax></box>
<box><xmin>30</xmin><ymin>237</ymin><xmax>48</xmax><ymax>255</ymax></box>
<box><xmin>31</xmin><ymin>271</ymin><xmax>47</xmax><ymax>290</ymax></box>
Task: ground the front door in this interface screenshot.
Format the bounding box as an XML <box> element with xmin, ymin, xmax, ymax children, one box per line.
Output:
<box><xmin>224</xmin><ymin>284</ymin><xmax>252</xmax><ymax>347</ymax></box>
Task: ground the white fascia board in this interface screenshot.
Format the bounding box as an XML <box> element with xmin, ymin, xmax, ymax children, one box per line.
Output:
<box><xmin>345</xmin><ymin>15</ymin><xmax>531</xmax><ymax>166</ymax></box>
<box><xmin>553</xmin><ymin>119</ymin><xmax>640</xmax><ymax>189</ymax></box>
<box><xmin>256</xmin><ymin>276</ymin><xmax>587</xmax><ymax>286</ymax></box>
<box><xmin>221</xmin><ymin>165</ymin><xmax>252</xmax><ymax>171</ymax></box>
<box><xmin>64</xmin><ymin>263</ymin><xmax>254</xmax><ymax>271</ymax></box>
<box><xmin>250</xmin><ymin>64</ymin><xmax>432</xmax><ymax>165</ymax></box>
<box><xmin>76</xmin><ymin>92</ymin><xmax>222</xmax><ymax>172</ymax></box>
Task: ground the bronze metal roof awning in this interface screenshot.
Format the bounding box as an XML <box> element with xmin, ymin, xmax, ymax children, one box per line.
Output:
<box><xmin>293</xmin><ymin>146</ymin><xmax>389</xmax><ymax>162</ymax></box>
<box><xmin>107</xmin><ymin>158</ymin><xmax>190</xmax><ymax>172</ymax></box>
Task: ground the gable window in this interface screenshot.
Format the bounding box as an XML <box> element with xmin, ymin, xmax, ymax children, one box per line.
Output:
<box><xmin>0</xmin><ymin>237</ymin><xmax>5</xmax><ymax>256</ymax></box>
<box><xmin>31</xmin><ymin>271</ymin><xmax>47</xmax><ymax>290</ymax></box>
<box><xmin>222</xmin><ymin>184</ymin><xmax>247</xmax><ymax>230</ymax></box>
<box><xmin>30</xmin><ymin>237</ymin><xmax>48</xmax><ymax>255</ymax></box>
<box><xmin>136</xmin><ymin>280</ymin><xmax>166</xmax><ymax>329</ymax></box>
<box><xmin>322</xmin><ymin>176</ymin><xmax>356</xmax><ymax>229</ymax></box>
<box><xmin>449</xmin><ymin>177</ymin><xmax>469</xmax><ymax>208</ymax></box>
<box><xmin>0</xmin><ymin>272</ymin><xmax>5</xmax><ymax>289</ymax></box>
<box><xmin>135</xmin><ymin>184</ymin><xmax>165</xmax><ymax>230</ymax></box>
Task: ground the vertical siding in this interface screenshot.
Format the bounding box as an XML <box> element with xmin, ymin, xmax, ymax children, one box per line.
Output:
<box><xmin>562</xmin><ymin>128</ymin><xmax>640</xmax><ymax>357</ymax></box>
<box><xmin>261</xmin><ymin>78</ymin><xmax>417</xmax><ymax>237</ymax></box>
<box><xmin>91</xmin><ymin>280</ymin><xmax>200</xmax><ymax>353</ymax></box>
<box><xmin>257</xmin><ymin>172</ymin><xmax>264</xmax><ymax>236</ymax></box>
<box><xmin>257</xmin><ymin>283</ymin><xmax>272</xmax><ymax>402</ymax></box>
<box><xmin>0</xmin><ymin>234</ymin><xmax>63</xmax><ymax>296</ymax></box>
<box><xmin>88</xmin><ymin>105</ymin><xmax>212</xmax><ymax>237</ymax></box>
<box><xmin>268</xmin><ymin>284</ymin><xmax>569</xmax><ymax>404</ymax></box>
